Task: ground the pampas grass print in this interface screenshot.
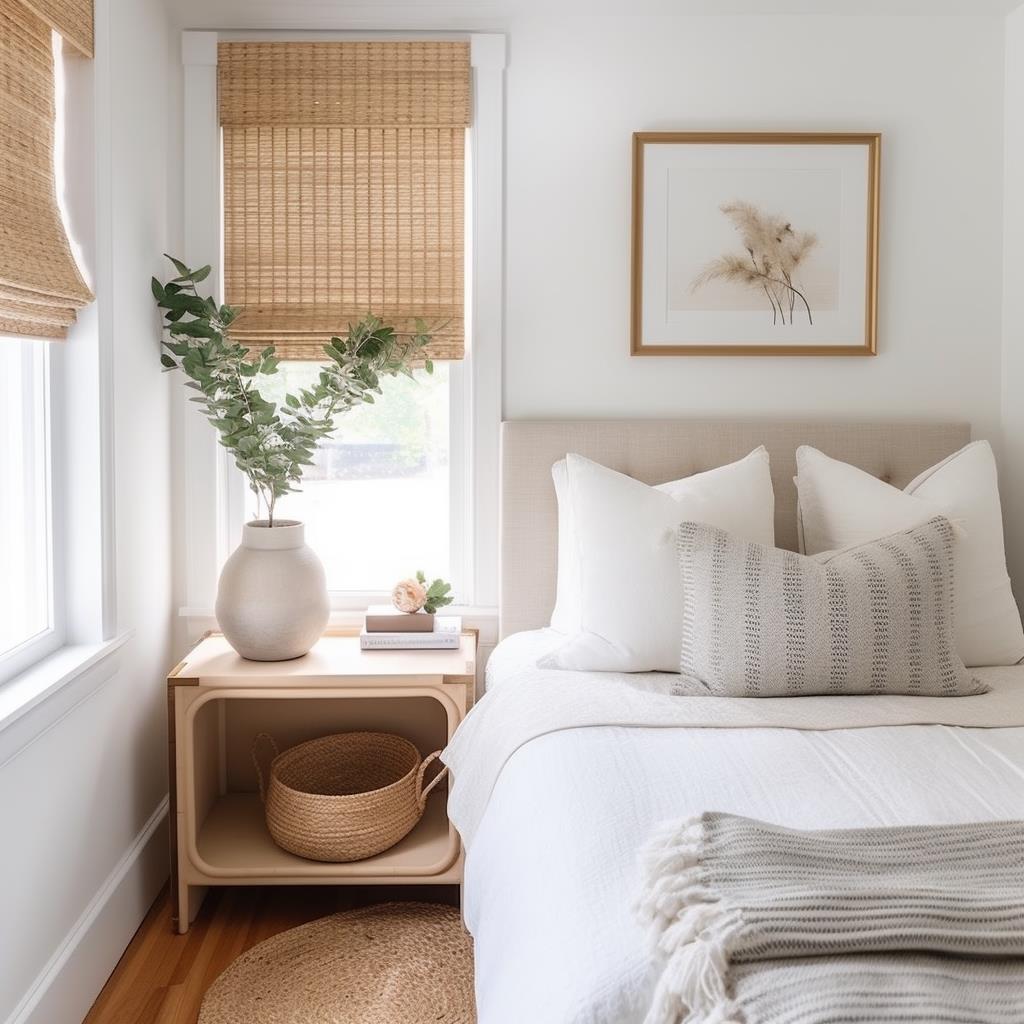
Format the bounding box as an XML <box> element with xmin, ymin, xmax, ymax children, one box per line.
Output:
<box><xmin>692</xmin><ymin>201</ymin><xmax>818</xmax><ymax>325</ymax></box>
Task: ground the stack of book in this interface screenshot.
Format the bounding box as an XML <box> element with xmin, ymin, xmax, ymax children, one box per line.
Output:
<box><xmin>360</xmin><ymin>605</ymin><xmax>462</xmax><ymax>650</ymax></box>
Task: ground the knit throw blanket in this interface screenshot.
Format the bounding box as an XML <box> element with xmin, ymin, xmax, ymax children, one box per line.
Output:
<box><xmin>636</xmin><ymin>813</ymin><xmax>1024</xmax><ymax>1024</ymax></box>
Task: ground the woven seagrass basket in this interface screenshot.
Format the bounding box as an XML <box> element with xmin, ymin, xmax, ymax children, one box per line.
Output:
<box><xmin>252</xmin><ymin>732</ymin><xmax>448</xmax><ymax>862</ymax></box>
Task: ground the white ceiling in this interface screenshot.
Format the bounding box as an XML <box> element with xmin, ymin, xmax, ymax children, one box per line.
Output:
<box><xmin>167</xmin><ymin>0</ymin><xmax>1024</xmax><ymax>30</ymax></box>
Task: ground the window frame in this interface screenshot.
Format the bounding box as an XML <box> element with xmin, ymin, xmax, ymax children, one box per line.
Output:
<box><xmin>0</xmin><ymin>18</ymin><xmax>134</xmax><ymax>741</ymax></box>
<box><xmin>0</xmin><ymin>29</ymin><xmax>107</xmax><ymax>690</ymax></box>
<box><xmin>0</xmin><ymin>341</ymin><xmax>65</xmax><ymax>684</ymax></box>
<box><xmin>179</xmin><ymin>30</ymin><xmax>505</xmax><ymax>632</ymax></box>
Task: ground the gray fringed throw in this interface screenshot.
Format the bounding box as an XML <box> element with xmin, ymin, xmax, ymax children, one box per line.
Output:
<box><xmin>636</xmin><ymin>812</ymin><xmax>1024</xmax><ymax>1024</ymax></box>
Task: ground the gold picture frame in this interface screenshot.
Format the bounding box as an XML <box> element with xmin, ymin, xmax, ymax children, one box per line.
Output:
<box><xmin>631</xmin><ymin>132</ymin><xmax>880</xmax><ymax>356</ymax></box>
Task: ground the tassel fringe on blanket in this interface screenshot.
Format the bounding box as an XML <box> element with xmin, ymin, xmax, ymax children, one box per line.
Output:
<box><xmin>637</xmin><ymin>819</ymin><xmax>745</xmax><ymax>1024</ymax></box>
<box><xmin>635</xmin><ymin>812</ymin><xmax>1024</xmax><ymax>1024</ymax></box>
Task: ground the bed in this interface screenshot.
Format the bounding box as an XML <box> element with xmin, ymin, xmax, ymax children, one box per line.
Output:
<box><xmin>443</xmin><ymin>420</ymin><xmax>1024</xmax><ymax>1024</ymax></box>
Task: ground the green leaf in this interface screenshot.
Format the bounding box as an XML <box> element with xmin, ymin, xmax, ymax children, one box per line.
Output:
<box><xmin>190</xmin><ymin>265</ymin><xmax>212</xmax><ymax>283</ymax></box>
<box><xmin>169</xmin><ymin>320</ymin><xmax>219</xmax><ymax>339</ymax></box>
<box><xmin>160</xmin><ymin>354</ymin><xmax>177</xmax><ymax>368</ymax></box>
<box><xmin>160</xmin><ymin>293</ymin><xmax>213</xmax><ymax>318</ymax></box>
<box><xmin>151</xmin><ymin>278</ymin><xmax>165</xmax><ymax>302</ymax></box>
<box><xmin>165</xmin><ymin>254</ymin><xmax>191</xmax><ymax>277</ymax></box>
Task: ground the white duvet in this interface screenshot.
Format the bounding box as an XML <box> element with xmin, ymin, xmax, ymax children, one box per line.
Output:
<box><xmin>451</xmin><ymin>630</ymin><xmax>1024</xmax><ymax>1024</ymax></box>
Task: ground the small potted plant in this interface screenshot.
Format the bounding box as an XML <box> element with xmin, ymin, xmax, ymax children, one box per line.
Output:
<box><xmin>153</xmin><ymin>256</ymin><xmax>433</xmax><ymax>661</ymax></box>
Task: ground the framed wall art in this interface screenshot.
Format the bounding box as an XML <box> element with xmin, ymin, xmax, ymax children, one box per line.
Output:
<box><xmin>631</xmin><ymin>132</ymin><xmax>880</xmax><ymax>356</ymax></box>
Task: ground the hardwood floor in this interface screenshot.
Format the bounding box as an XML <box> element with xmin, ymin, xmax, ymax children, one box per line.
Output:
<box><xmin>83</xmin><ymin>884</ymin><xmax>460</xmax><ymax>1024</ymax></box>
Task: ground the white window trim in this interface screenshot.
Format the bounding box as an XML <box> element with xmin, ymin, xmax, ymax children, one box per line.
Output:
<box><xmin>0</xmin><ymin>343</ymin><xmax>62</xmax><ymax>683</ymax></box>
<box><xmin>178</xmin><ymin>30</ymin><xmax>505</xmax><ymax>636</ymax></box>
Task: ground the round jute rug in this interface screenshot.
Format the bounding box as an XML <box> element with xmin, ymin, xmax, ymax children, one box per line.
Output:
<box><xmin>198</xmin><ymin>902</ymin><xmax>475</xmax><ymax>1024</ymax></box>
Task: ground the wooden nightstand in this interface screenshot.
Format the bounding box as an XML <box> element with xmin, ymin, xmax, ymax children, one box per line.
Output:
<box><xmin>167</xmin><ymin>629</ymin><xmax>477</xmax><ymax>934</ymax></box>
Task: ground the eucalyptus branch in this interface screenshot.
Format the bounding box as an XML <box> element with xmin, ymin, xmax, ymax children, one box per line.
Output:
<box><xmin>152</xmin><ymin>254</ymin><xmax>433</xmax><ymax>526</ymax></box>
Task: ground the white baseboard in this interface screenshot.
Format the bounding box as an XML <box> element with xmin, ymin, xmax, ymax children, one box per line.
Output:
<box><xmin>6</xmin><ymin>797</ymin><xmax>170</xmax><ymax>1024</ymax></box>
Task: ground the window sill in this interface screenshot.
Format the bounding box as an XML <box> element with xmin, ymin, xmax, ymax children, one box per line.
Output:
<box><xmin>0</xmin><ymin>633</ymin><xmax>133</xmax><ymax>755</ymax></box>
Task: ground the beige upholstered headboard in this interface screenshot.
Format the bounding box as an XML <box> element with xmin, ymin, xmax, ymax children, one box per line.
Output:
<box><xmin>500</xmin><ymin>419</ymin><xmax>971</xmax><ymax>639</ymax></box>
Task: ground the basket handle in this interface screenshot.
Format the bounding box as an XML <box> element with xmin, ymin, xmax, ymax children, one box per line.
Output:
<box><xmin>416</xmin><ymin>750</ymin><xmax>449</xmax><ymax>809</ymax></box>
<box><xmin>251</xmin><ymin>733</ymin><xmax>280</xmax><ymax>805</ymax></box>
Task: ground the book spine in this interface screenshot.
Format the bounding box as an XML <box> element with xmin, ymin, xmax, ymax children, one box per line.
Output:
<box><xmin>360</xmin><ymin>636</ymin><xmax>459</xmax><ymax>650</ymax></box>
<box><xmin>365</xmin><ymin>614</ymin><xmax>435</xmax><ymax>633</ymax></box>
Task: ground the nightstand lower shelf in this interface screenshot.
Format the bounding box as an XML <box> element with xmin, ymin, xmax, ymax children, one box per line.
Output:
<box><xmin>188</xmin><ymin>790</ymin><xmax>459</xmax><ymax>883</ymax></box>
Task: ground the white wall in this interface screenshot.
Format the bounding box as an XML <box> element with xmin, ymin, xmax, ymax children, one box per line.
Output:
<box><xmin>0</xmin><ymin>0</ymin><xmax>177</xmax><ymax>1020</ymax></box>
<box><xmin>504</xmin><ymin>13</ymin><xmax>1006</xmax><ymax>448</ymax></box>
<box><xmin>1002</xmin><ymin>7</ymin><xmax>1024</xmax><ymax>594</ymax></box>
<box><xmin>501</xmin><ymin>10</ymin><xmax>1024</xmax><ymax>596</ymax></box>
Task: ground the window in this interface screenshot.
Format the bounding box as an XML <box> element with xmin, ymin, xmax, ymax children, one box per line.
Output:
<box><xmin>0</xmin><ymin>338</ymin><xmax>61</xmax><ymax>680</ymax></box>
<box><xmin>259</xmin><ymin>362</ymin><xmax>453</xmax><ymax>594</ymax></box>
<box><xmin>216</xmin><ymin>39</ymin><xmax>472</xmax><ymax>604</ymax></box>
<box><xmin>0</xmin><ymin>26</ymin><xmax>93</xmax><ymax>683</ymax></box>
<box><xmin>183</xmin><ymin>31</ymin><xmax>504</xmax><ymax>620</ymax></box>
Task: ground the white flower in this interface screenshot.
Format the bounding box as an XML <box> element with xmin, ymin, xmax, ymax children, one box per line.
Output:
<box><xmin>392</xmin><ymin>579</ymin><xmax>427</xmax><ymax>613</ymax></box>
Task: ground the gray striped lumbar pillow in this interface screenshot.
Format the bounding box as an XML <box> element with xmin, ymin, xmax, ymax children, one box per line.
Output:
<box><xmin>677</xmin><ymin>516</ymin><xmax>987</xmax><ymax>697</ymax></box>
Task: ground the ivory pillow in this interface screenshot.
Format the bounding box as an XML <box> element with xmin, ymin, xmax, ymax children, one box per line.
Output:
<box><xmin>677</xmin><ymin>517</ymin><xmax>986</xmax><ymax>697</ymax></box>
<box><xmin>543</xmin><ymin>448</ymin><xmax>775</xmax><ymax>672</ymax></box>
<box><xmin>795</xmin><ymin>441</ymin><xmax>1024</xmax><ymax>667</ymax></box>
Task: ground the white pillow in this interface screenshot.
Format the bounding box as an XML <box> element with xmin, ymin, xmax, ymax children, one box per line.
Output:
<box><xmin>796</xmin><ymin>441</ymin><xmax>1024</xmax><ymax>667</ymax></box>
<box><xmin>543</xmin><ymin>448</ymin><xmax>775</xmax><ymax>672</ymax></box>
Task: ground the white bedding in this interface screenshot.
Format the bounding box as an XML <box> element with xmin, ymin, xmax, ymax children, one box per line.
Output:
<box><xmin>456</xmin><ymin>630</ymin><xmax>1024</xmax><ymax>1024</ymax></box>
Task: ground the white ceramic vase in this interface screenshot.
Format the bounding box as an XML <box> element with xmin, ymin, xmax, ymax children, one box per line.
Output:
<box><xmin>215</xmin><ymin>520</ymin><xmax>330</xmax><ymax>661</ymax></box>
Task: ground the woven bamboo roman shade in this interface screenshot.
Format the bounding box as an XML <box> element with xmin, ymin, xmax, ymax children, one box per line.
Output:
<box><xmin>219</xmin><ymin>41</ymin><xmax>470</xmax><ymax>361</ymax></box>
<box><xmin>19</xmin><ymin>0</ymin><xmax>93</xmax><ymax>57</ymax></box>
<box><xmin>0</xmin><ymin>0</ymin><xmax>94</xmax><ymax>339</ymax></box>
